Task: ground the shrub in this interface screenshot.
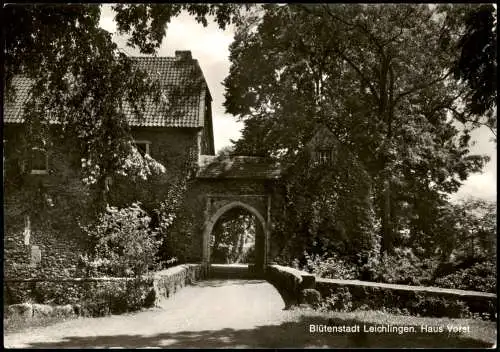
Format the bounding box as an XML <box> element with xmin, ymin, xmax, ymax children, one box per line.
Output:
<box><xmin>362</xmin><ymin>248</ymin><xmax>438</xmax><ymax>286</ymax></box>
<box><xmin>303</xmin><ymin>252</ymin><xmax>359</xmax><ymax>280</ymax></box>
<box><xmin>80</xmin><ymin>278</ymin><xmax>154</xmax><ymax>317</ymax></box>
<box><xmin>300</xmin><ymin>289</ymin><xmax>322</xmax><ymax>307</ymax></box>
<box><xmin>81</xmin><ymin>202</ymin><xmax>161</xmax><ymax>277</ymax></box>
<box><xmin>408</xmin><ymin>294</ymin><xmax>471</xmax><ymax>319</ymax></box>
<box><xmin>32</xmin><ymin>282</ymin><xmax>84</xmax><ymax>305</ymax></box>
<box><xmin>4</xmin><ymin>282</ymin><xmax>35</xmax><ymax>305</ymax></box>
<box><xmin>434</xmin><ymin>260</ymin><xmax>496</xmax><ymax>293</ymax></box>
<box><xmin>318</xmin><ymin>287</ymin><xmax>353</xmax><ymax>312</ymax></box>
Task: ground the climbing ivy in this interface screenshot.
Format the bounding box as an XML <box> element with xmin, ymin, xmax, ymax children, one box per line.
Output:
<box><xmin>273</xmin><ymin>140</ymin><xmax>378</xmax><ymax>265</ymax></box>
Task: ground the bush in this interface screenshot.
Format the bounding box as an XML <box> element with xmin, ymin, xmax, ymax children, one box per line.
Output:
<box><xmin>434</xmin><ymin>260</ymin><xmax>496</xmax><ymax>293</ymax></box>
<box><xmin>80</xmin><ymin>278</ymin><xmax>154</xmax><ymax>317</ymax></box>
<box><xmin>81</xmin><ymin>202</ymin><xmax>161</xmax><ymax>277</ymax></box>
<box><xmin>361</xmin><ymin>248</ymin><xmax>438</xmax><ymax>286</ymax></box>
<box><xmin>302</xmin><ymin>252</ymin><xmax>359</xmax><ymax>280</ymax></box>
<box><xmin>33</xmin><ymin>282</ymin><xmax>84</xmax><ymax>305</ymax></box>
<box><xmin>5</xmin><ymin>278</ymin><xmax>156</xmax><ymax>318</ymax></box>
<box><xmin>4</xmin><ymin>282</ymin><xmax>35</xmax><ymax>305</ymax></box>
<box><xmin>408</xmin><ymin>294</ymin><xmax>471</xmax><ymax>319</ymax></box>
<box><xmin>318</xmin><ymin>287</ymin><xmax>353</xmax><ymax>312</ymax></box>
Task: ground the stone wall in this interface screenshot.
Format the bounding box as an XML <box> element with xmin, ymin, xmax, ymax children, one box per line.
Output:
<box><xmin>265</xmin><ymin>265</ymin><xmax>316</xmax><ymax>308</ymax></box>
<box><xmin>264</xmin><ymin>265</ymin><xmax>497</xmax><ymax>319</ymax></box>
<box><xmin>4</xmin><ymin>264</ymin><xmax>204</xmax><ymax>322</ymax></box>
<box><xmin>150</xmin><ymin>264</ymin><xmax>204</xmax><ymax>305</ymax></box>
<box><xmin>315</xmin><ymin>278</ymin><xmax>497</xmax><ymax>318</ymax></box>
<box><xmin>6</xmin><ymin>303</ymin><xmax>77</xmax><ymax>325</ymax></box>
<box><xmin>3</xmin><ymin>226</ymin><xmax>84</xmax><ymax>281</ymax></box>
<box><xmin>4</xmin><ymin>124</ymin><xmax>92</xmax><ymax>281</ymax></box>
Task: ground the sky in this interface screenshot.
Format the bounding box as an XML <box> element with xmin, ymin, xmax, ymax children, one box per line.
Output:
<box><xmin>99</xmin><ymin>6</ymin><xmax>496</xmax><ymax>203</ymax></box>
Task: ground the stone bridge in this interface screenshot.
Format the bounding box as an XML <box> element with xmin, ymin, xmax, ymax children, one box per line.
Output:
<box><xmin>178</xmin><ymin>155</ymin><xmax>496</xmax><ymax>319</ymax></box>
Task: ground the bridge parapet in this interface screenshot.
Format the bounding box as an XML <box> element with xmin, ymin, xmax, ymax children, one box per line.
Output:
<box><xmin>265</xmin><ymin>265</ymin><xmax>496</xmax><ymax>318</ymax></box>
<box><xmin>265</xmin><ymin>265</ymin><xmax>317</xmax><ymax>309</ymax></box>
<box><xmin>315</xmin><ymin>277</ymin><xmax>497</xmax><ymax>318</ymax></box>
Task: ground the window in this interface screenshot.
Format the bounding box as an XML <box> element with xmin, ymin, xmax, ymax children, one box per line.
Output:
<box><xmin>315</xmin><ymin>149</ymin><xmax>333</xmax><ymax>166</ymax></box>
<box><xmin>104</xmin><ymin>176</ymin><xmax>113</xmax><ymax>192</ymax></box>
<box><xmin>29</xmin><ymin>147</ymin><xmax>49</xmax><ymax>174</ymax></box>
<box><xmin>134</xmin><ymin>140</ymin><xmax>151</xmax><ymax>157</ymax></box>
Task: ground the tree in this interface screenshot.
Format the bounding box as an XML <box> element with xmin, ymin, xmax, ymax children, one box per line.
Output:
<box><xmin>437</xmin><ymin>4</ymin><xmax>497</xmax><ymax>137</ymax></box>
<box><xmin>430</xmin><ymin>197</ymin><xmax>497</xmax><ymax>293</ymax></box>
<box><xmin>434</xmin><ymin>198</ymin><xmax>496</xmax><ymax>261</ymax></box>
<box><xmin>223</xmin><ymin>4</ymin><xmax>489</xmax><ymax>255</ymax></box>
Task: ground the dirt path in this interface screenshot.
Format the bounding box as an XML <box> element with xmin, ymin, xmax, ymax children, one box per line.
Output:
<box><xmin>3</xmin><ymin>279</ymin><xmax>495</xmax><ymax>348</ymax></box>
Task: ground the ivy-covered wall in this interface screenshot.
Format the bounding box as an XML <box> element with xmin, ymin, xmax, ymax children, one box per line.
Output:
<box><xmin>109</xmin><ymin>127</ymin><xmax>201</xmax><ymax>210</ymax></box>
<box><xmin>3</xmin><ymin>123</ymin><xmax>202</xmax><ymax>280</ymax></box>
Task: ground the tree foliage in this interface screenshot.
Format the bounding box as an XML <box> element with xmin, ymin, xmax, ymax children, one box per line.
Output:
<box><xmin>435</xmin><ymin>198</ymin><xmax>496</xmax><ymax>260</ymax></box>
<box><xmin>223</xmin><ymin>4</ymin><xmax>490</xmax><ymax>255</ymax></box>
<box><xmin>112</xmin><ymin>4</ymin><xmax>248</xmax><ymax>54</ymax></box>
<box><xmin>437</xmin><ymin>4</ymin><xmax>497</xmax><ymax>135</ymax></box>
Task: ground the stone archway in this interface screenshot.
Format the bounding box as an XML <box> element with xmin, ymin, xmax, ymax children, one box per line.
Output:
<box><xmin>186</xmin><ymin>155</ymin><xmax>283</xmax><ymax>274</ymax></box>
<box><xmin>202</xmin><ymin>198</ymin><xmax>270</xmax><ymax>273</ymax></box>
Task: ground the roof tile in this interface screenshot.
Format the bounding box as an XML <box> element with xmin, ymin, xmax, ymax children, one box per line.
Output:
<box><xmin>3</xmin><ymin>55</ymin><xmax>208</xmax><ymax>128</ymax></box>
<box><xmin>196</xmin><ymin>155</ymin><xmax>283</xmax><ymax>179</ymax></box>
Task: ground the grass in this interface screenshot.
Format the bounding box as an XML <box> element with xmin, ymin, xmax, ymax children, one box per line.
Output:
<box><xmin>285</xmin><ymin>308</ymin><xmax>497</xmax><ymax>347</ymax></box>
<box><xmin>3</xmin><ymin>313</ymin><xmax>79</xmax><ymax>335</ymax></box>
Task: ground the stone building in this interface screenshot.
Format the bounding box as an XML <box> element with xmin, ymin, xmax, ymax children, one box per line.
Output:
<box><xmin>3</xmin><ymin>51</ymin><xmax>215</xmax><ymax>279</ymax></box>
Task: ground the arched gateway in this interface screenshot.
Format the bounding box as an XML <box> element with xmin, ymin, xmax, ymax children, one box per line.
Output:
<box><xmin>189</xmin><ymin>155</ymin><xmax>283</xmax><ymax>274</ymax></box>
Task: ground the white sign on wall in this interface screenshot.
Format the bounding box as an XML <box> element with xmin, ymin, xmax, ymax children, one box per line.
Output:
<box><xmin>30</xmin><ymin>245</ymin><xmax>41</xmax><ymax>266</ymax></box>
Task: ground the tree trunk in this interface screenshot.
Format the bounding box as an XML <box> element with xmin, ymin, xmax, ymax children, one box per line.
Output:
<box><xmin>378</xmin><ymin>57</ymin><xmax>395</xmax><ymax>257</ymax></box>
<box><xmin>380</xmin><ymin>177</ymin><xmax>393</xmax><ymax>255</ymax></box>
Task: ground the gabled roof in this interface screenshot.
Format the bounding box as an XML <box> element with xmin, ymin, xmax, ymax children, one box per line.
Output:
<box><xmin>305</xmin><ymin>124</ymin><xmax>340</xmax><ymax>150</ymax></box>
<box><xmin>196</xmin><ymin>155</ymin><xmax>283</xmax><ymax>179</ymax></box>
<box><xmin>3</xmin><ymin>52</ymin><xmax>211</xmax><ymax>128</ymax></box>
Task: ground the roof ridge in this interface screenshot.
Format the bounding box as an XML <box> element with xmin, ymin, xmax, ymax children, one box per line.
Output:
<box><xmin>129</xmin><ymin>56</ymin><xmax>177</xmax><ymax>59</ymax></box>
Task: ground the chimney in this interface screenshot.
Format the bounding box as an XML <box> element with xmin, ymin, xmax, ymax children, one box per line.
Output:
<box><xmin>175</xmin><ymin>50</ymin><xmax>192</xmax><ymax>60</ymax></box>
